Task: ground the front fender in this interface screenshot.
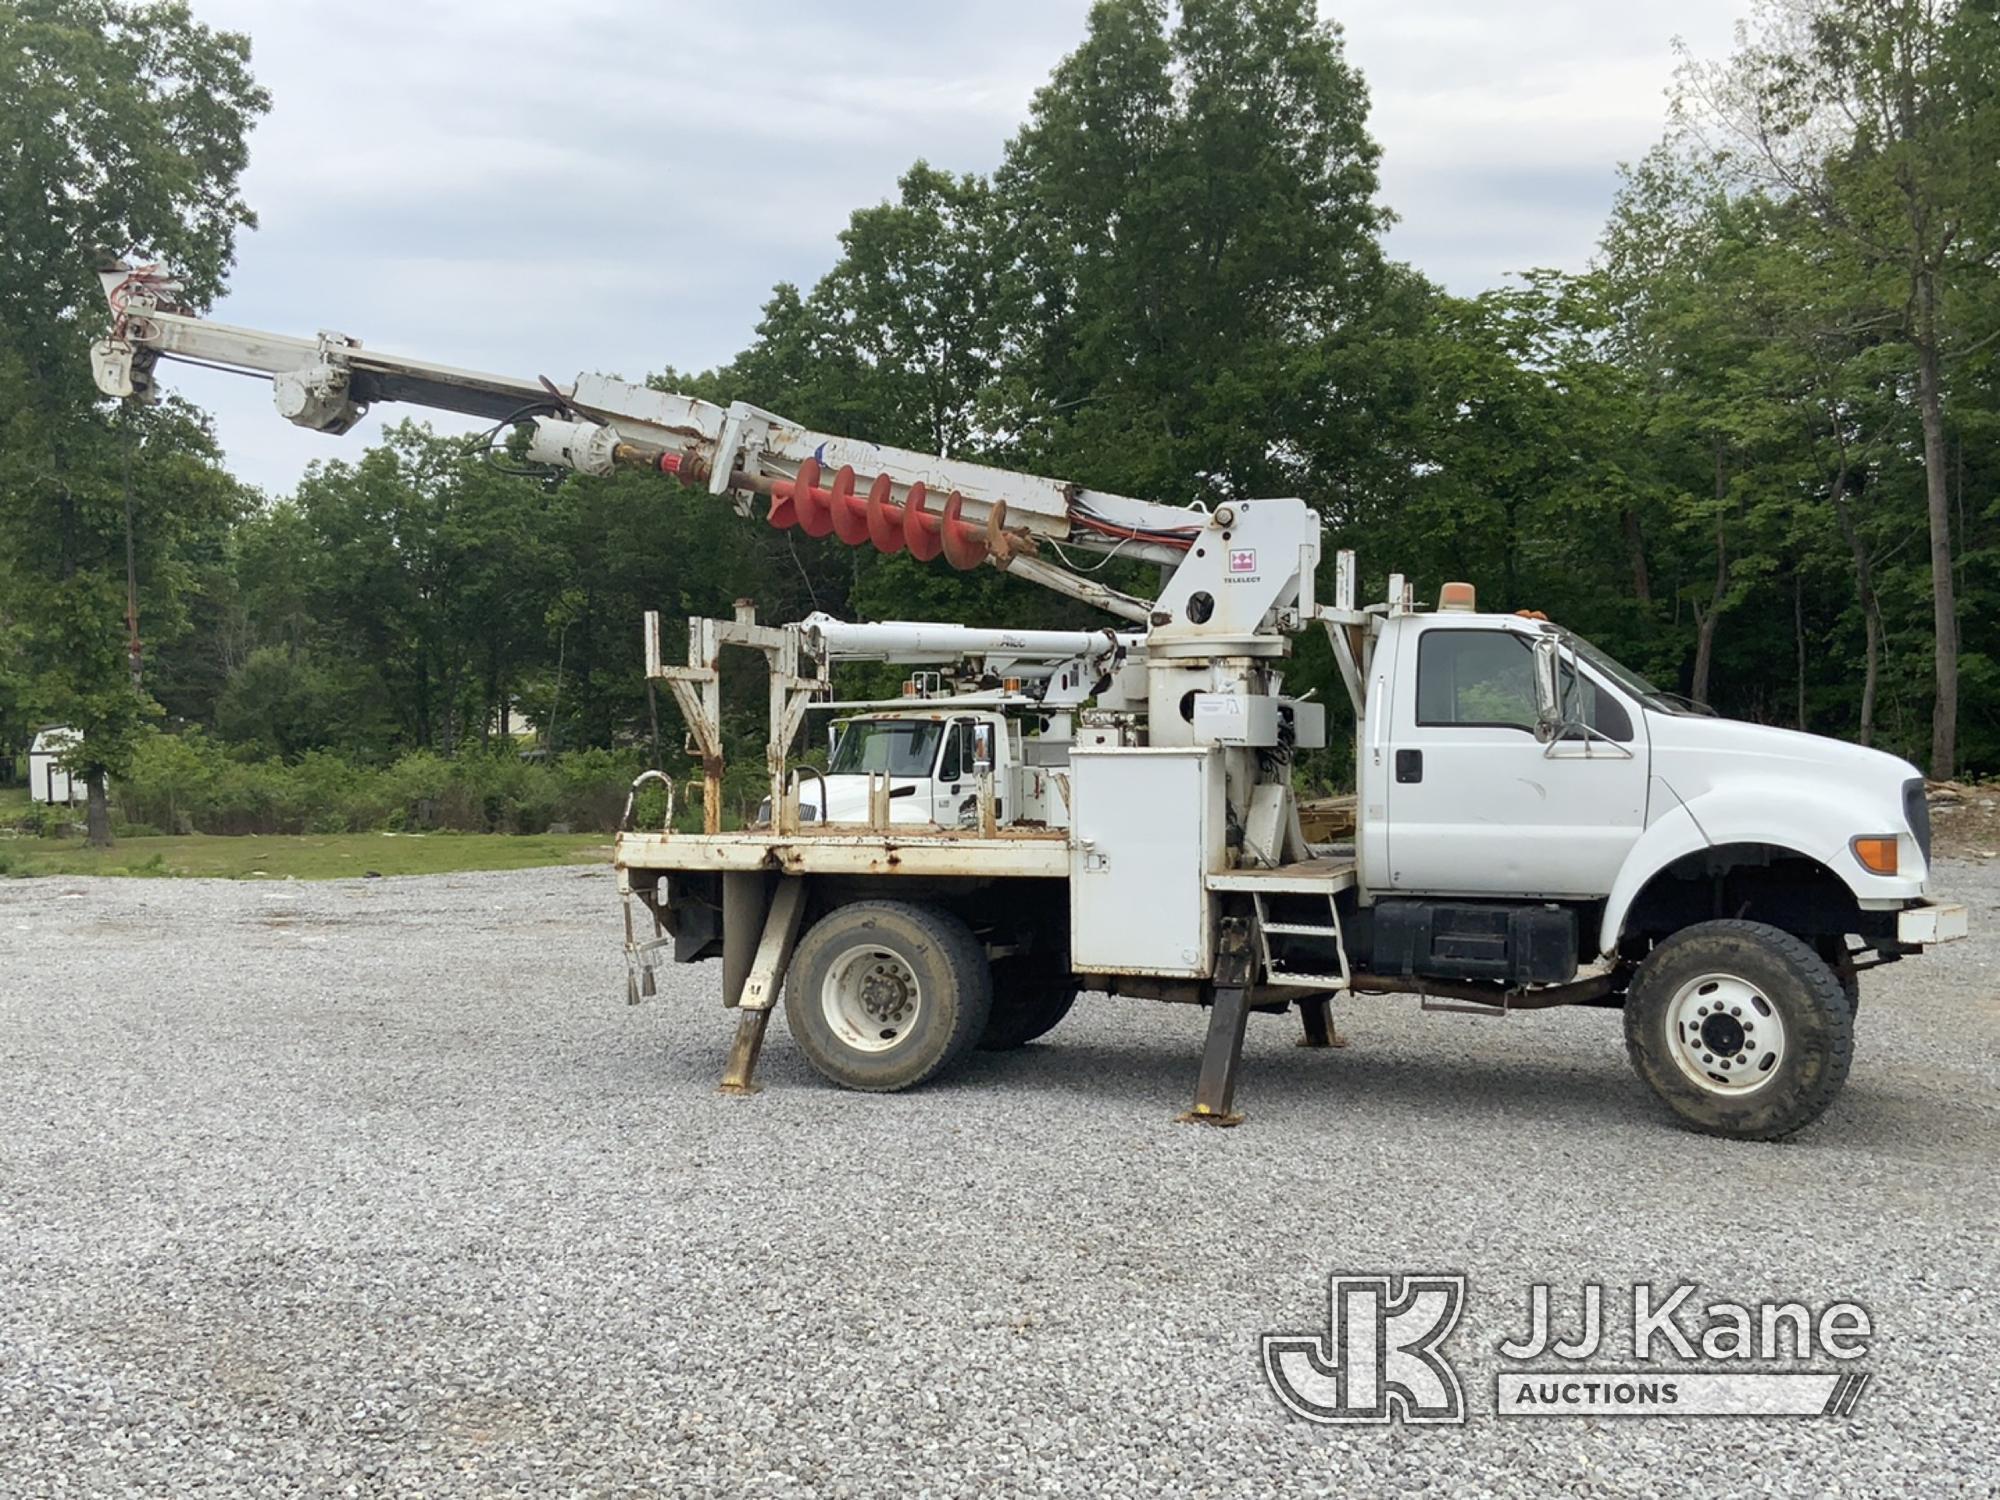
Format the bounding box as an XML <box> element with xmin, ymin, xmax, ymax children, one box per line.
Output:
<box><xmin>1598</xmin><ymin>795</ymin><xmax>1707</xmax><ymax>956</ymax></box>
<box><xmin>1597</xmin><ymin>778</ymin><xmax>1927</xmax><ymax>955</ymax></box>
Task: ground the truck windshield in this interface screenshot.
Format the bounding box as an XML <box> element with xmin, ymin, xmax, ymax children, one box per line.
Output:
<box><xmin>828</xmin><ymin>719</ymin><xmax>943</xmax><ymax>777</ymax></box>
<box><xmin>1565</xmin><ymin>633</ymin><xmax>1709</xmax><ymax>717</ymax></box>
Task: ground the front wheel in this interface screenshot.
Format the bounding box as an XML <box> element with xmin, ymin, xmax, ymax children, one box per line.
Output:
<box><xmin>784</xmin><ymin>901</ymin><xmax>992</xmax><ymax>1092</ymax></box>
<box><xmin>1624</xmin><ymin>919</ymin><xmax>1854</xmax><ymax>1141</ymax></box>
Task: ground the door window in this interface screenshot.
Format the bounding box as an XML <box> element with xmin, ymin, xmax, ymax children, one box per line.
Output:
<box><xmin>1558</xmin><ymin>668</ymin><xmax>1634</xmax><ymax>742</ymax></box>
<box><xmin>1416</xmin><ymin>629</ymin><xmax>1634</xmax><ymax>742</ymax></box>
<box><xmin>937</xmin><ymin>721</ymin><xmax>968</xmax><ymax>782</ymax></box>
<box><xmin>1417</xmin><ymin>630</ymin><xmax>1537</xmax><ymax>730</ymax></box>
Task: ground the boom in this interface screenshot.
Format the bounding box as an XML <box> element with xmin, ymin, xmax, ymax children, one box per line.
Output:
<box><xmin>88</xmin><ymin>262</ymin><xmax>1259</xmax><ymax>623</ymax></box>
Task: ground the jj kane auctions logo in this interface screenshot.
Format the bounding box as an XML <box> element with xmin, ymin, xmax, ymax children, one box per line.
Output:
<box><xmin>1262</xmin><ymin>1274</ymin><xmax>1873</xmax><ymax>1423</ymax></box>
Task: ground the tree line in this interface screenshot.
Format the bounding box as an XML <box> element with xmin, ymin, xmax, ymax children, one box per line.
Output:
<box><xmin>3</xmin><ymin>0</ymin><xmax>1997</xmax><ymax>845</ymax></box>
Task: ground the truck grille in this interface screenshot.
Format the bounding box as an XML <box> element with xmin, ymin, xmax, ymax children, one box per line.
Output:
<box><xmin>1904</xmin><ymin>777</ymin><xmax>1932</xmax><ymax>864</ymax></box>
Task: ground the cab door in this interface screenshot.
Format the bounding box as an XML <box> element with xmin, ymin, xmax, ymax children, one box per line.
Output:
<box><xmin>930</xmin><ymin>718</ymin><xmax>979</xmax><ymax>827</ymax></box>
<box><xmin>1384</xmin><ymin>623</ymin><xmax>1649</xmax><ymax>897</ymax></box>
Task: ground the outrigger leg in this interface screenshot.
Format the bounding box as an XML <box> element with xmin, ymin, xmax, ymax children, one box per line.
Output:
<box><xmin>1296</xmin><ymin>996</ymin><xmax>1347</xmax><ymax>1049</ymax></box>
<box><xmin>719</xmin><ymin>877</ymin><xmax>807</xmax><ymax>1096</ymax></box>
<box><xmin>1179</xmin><ymin>913</ymin><xmax>1254</xmax><ymax>1127</ymax></box>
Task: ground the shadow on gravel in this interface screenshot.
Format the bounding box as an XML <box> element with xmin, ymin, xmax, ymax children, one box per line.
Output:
<box><xmin>600</xmin><ymin>1020</ymin><xmax>1976</xmax><ymax>1157</ymax></box>
<box><xmin>1809</xmin><ymin>1078</ymin><xmax>2000</xmax><ymax>1160</ymax></box>
<box><xmin>938</xmin><ymin>1037</ymin><xmax>1654</xmax><ymax>1132</ymax></box>
<box><xmin>953</xmin><ymin>1039</ymin><xmax>1983</xmax><ymax>1149</ymax></box>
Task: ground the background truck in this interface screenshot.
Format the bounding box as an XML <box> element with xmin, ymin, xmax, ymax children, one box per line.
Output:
<box><xmin>92</xmin><ymin>261</ymin><xmax>1968</xmax><ymax>1138</ymax></box>
<box><xmin>778</xmin><ymin>614</ymin><xmax>1141</xmax><ymax>829</ymax></box>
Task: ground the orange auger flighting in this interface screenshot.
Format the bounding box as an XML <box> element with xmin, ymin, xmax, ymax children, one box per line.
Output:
<box><xmin>767</xmin><ymin>457</ymin><xmax>999</xmax><ymax>569</ymax></box>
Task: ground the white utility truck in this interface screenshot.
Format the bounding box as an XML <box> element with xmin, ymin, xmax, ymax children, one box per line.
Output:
<box><xmin>782</xmin><ymin>614</ymin><xmax>1142</xmax><ymax>829</ymax></box>
<box><xmin>91</xmin><ymin>262</ymin><xmax>1968</xmax><ymax>1137</ymax></box>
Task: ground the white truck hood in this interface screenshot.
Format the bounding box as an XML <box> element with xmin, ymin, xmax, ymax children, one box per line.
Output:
<box><xmin>1647</xmin><ymin>714</ymin><xmax>1921</xmax><ymax>797</ymax></box>
<box><xmin>1646</xmin><ymin>712</ymin><xmax>1930</xmax><ymax>890</ymax></box>
<box><xmin>812</xmin><ymin>775</ymin><xmax>934</xmax><ymax>826</ymax></box>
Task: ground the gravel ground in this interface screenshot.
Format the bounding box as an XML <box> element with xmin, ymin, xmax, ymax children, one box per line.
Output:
<box><xmin>2</xmin><ymin>862</ymin><xmax>1997</xmax><ymax>1498</ymax></box>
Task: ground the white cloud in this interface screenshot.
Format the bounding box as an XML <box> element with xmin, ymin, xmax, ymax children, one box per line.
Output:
<box><xmin>174</xmin><ymin>0</ymin><xmax>1753</xmax><ymax>494</ymax></box>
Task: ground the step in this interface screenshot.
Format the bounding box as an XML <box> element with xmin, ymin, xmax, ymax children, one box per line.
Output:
<box><xmin>1268</xmin><ymin>968</ymin><xmax>1350</xmax><ymax>990</ymax></box>
<box><xmin>1208</xmin><ymin>857</ymin><xmax>1357</xmax><ymax>894</ymax></box>
<box><xmin>1261</xmin><ymin>921</ymin><xmax>1342</xmax><ymax>937</ymax></box>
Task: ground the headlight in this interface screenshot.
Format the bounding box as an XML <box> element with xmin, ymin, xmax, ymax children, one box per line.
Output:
<box><xmin>755</xmin><ymin>797</ymin><xmax>818</xmax><ymax>824</ymax></box>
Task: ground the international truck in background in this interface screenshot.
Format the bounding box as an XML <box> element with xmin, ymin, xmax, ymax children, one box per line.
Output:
<box><xmin>90</xmin><ymin>261</ymin><xmax>1968</xmax><ymax>1138</ymax></box>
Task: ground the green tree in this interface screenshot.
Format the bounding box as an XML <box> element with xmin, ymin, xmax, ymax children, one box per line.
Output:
<box><xmin>811</xmin><ymin>163</ymin><xmax>1014</xmax><ymax>459</ymax></box>
<box><xmin>993</xmin><ymin>0</ymin><xmax>1393</xmax><ymax>505</ymax></box>
<box><xmin>0</xmin><ymin>0</ymin><xmax>266</xmax><ymax>840</ymax></box>
<box><xmin>1680</xmin><ymin>0</ymin><xmax>2000</xmax><ymax>771</ymax></box>
<box><xmin>282</xmin><ymin>423</ymin><xmax>572</xmax><ymax>756</ymax></box>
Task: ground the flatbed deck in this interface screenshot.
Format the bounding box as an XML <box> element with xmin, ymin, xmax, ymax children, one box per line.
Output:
<box><xmin>616</xmin><ymin>829</ymin><xmax>1356</xmax><ymax>890</ymax></box>
<box><xmin>614</xmin><ymin>827</ymin><xmax>1070</xmax><ymax>879</ymax></box>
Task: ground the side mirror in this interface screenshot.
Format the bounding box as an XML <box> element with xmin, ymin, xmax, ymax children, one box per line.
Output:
<box><xmin>1531</xmin><ymin>635</ymin><xmax>1563</xmax><ymax>742</ymax></box>
<box><xmin>972</xmin><ymin>722</ymin><xmax>996</xmax><ymax>774</ymax></box>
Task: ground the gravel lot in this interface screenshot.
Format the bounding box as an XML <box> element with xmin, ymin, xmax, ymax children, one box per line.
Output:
<box><xmin>3</xmin><ymin>861</ymin><xmax>1997</xmax><ymax>1497</ymax></box>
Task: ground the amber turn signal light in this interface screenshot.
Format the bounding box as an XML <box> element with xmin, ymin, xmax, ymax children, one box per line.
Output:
<box><xmin>1851</xmin><ymin>836</ymin><xmax>1899</xmax><ymax>876</ymax></box>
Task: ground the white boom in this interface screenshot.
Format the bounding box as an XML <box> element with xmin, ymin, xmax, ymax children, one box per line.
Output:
<box><xmin>86</xmin><ymin>262</ymin><xmax>1269</xmax><ymax>624</ymax></box>
<box><xmin>801</xmin><ymin>613</ymin><xmax>1141</xmax><ymax>669</ymax></box>
<box><xmin>90</xmin><ymin>257</ymin><xmax>1328</xmax><ymax>887</ymax></box>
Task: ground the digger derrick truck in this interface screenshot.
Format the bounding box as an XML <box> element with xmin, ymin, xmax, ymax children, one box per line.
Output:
<box><xmin>92</xmin><ymin>262</ymin><xmax>1968</xmax><ymax>1138</ymax></box>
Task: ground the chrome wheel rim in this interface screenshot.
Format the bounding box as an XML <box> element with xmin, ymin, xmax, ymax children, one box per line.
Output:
<box><xmin>821</xmin><ymin>945</ymin><xmax>922</xmax><ymax>1054</ymax></box>
<box><xmin>1666</xmin><ymin>972</ymin><xmax>1787</xmax><ymax>1095</ymax></box>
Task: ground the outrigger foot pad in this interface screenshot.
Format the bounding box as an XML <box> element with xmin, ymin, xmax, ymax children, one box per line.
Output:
<box><xmin>1175</xmin><ymin>1108</ymin><xmax>1245</xmax><ymax>1128</ymax></box>
<box><xmin>719</xmin><ymin>1008</ymin><xmax>774</xmax><ymax>1095</ymax></box>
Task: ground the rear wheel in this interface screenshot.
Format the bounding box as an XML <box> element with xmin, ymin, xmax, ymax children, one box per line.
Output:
<box><xmin>980</xmin><ymin>958</ymin><xmax>1078</xmax><ymax>1051</ymax></box>
<box><xmin>1624</xmin><ymin>919</ymin><xmax>1853</xmax><ymax>1141</ymax></box>
<box><xmin>784</xmin><ymin>901</ymin><xmax>991</xmax><ymax>1092</ymax></box>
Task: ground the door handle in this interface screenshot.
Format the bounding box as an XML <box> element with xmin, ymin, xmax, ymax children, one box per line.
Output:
<box><xmin>1395</xmin><ymin>749</ymin><xmax>1423</xmax><ymax>784</ymax></box>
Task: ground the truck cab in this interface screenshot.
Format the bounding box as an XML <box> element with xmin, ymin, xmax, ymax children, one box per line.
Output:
<box><xmin>1359</xmin><ymin>602</ymin><xmax>1944</xmax><ymax>966</ymax></box>
<box><xmin>815</xmin><ymin>708</ymin><xmax>1004</xmax><ymax>827</ymax></box>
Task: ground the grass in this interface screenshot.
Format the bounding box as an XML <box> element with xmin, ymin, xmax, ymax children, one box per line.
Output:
<box><xmin>0</xmin><ymin>830</ymin><xmax>612</xmax><ymax>881</ymax></box>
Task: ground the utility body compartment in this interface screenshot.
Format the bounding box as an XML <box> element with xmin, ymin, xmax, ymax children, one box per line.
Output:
<box><xmin>1068</xmin><ymin>747</ymin><xmax>1225</xmax><ymax>978</ymax></box>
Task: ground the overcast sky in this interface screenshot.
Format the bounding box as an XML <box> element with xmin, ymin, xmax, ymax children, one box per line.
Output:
<box><xmin>171</xmin><ymin>0</ymin><xmax>1753</xmax><ymax>496</ymax></box>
